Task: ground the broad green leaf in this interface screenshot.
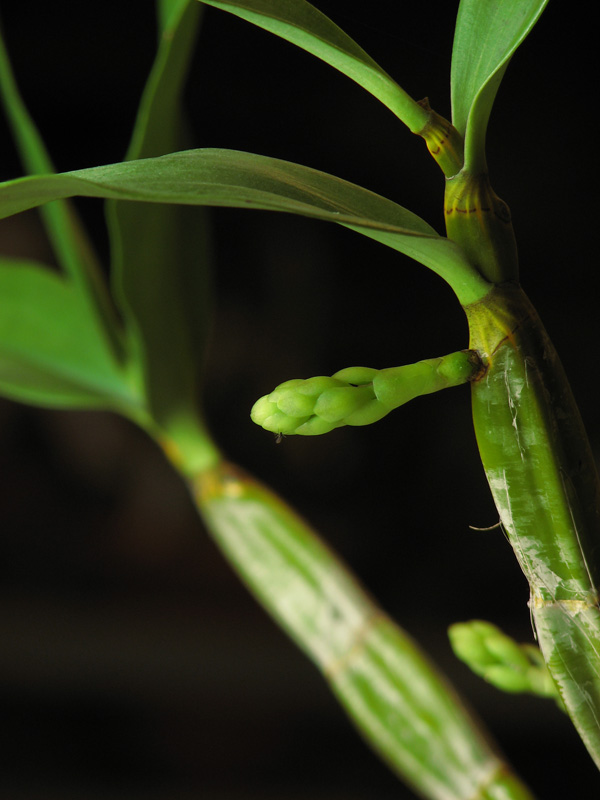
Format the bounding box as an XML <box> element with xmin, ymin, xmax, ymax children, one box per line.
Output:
<box><xmin>105</xmin><ymin>0</ymin><xmax>211</xmax><ymax>446</ymax></box>
<box><xmin>0</xmin><ymin>260</ymin><xmax>137</xmax><ymax>410</ymax></box>
<box><xmin>0</xmin><ymin>22</ymin><xmax>124</xmax><ymax>361</ymax></box>
<box><xmin>196</xmin><ymin>0</ymin><xmax>429</xmax><ymax>133</ymax></box>
<box><xmin>451</xmin><ymin>0</ymin><xmax>549</xmax><ymax>172</ymax></box>
<box><xmin>0</xmin><ymin>149</ymin><xmax>491</xmax><ymax>305</ymax></box>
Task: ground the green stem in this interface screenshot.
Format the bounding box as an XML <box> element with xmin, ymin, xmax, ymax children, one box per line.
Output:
<box><xmin>179</xmin><ymin>456</ymin><xmax>536</xmax><ymax>799</ymax></box>
<box><xmin>151</xmin><ymin>414</ymin><xmax>222</xmax><ymax>477</ymax></box>
<box><xmin>466</xmin><ymin>282</ymin><xmax>600</xmax><ymax>768</ymax></box>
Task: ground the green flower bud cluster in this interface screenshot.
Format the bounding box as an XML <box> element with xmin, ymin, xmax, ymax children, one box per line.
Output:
<box><xmin>251</xmin><ymin>351</ymin><xmax>481</xmax><ymax>437</ymax></box>
<box><xmin>251</xmin><ymin>367</ymin><xmax>386</xmax><ymax>436</ymax></box>
<box><xmin>448</xmin><ymin>620</ymin><xmax>562</xmax><ymax>705</ymax></box>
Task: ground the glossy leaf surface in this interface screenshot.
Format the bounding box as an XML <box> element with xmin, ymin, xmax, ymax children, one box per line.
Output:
<box><xmin>196</xmin><ymin>0</ymin><xmax>429</xmax><ymax>132</ymax></box>
<box><xmin>451</xmin><ymin>0</ymin><xmax>548</xmax><ymax>172</ymax></box>
<box><xmin>0</xmin><ymin>260</ymin><xmax>135</xmax><ymax>409</ymax></box>
<box><xmin>0</xmin><ymin>149</ymin><xmax>490</xmax><ymax>304</ymax></box>
<box><xmin>468</xmin><ymin>284</ymin><xmax>600</xmax><ymax>768</ymax></box>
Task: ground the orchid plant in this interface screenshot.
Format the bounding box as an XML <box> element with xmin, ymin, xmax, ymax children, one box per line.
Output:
<box><xmin>1</xmin><ymin>0</ymin><xmax>598</xmax><ymax>796</ymax></box>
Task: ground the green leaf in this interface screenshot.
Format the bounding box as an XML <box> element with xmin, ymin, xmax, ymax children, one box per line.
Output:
<box><xmin>196</xmin><ymin>0</ymin><xmax>429</xmax><ymax>133</ymax></box>
<box><xmin>0</xmin><ymin>149</ymin><xmax>491</xmax><ymax>305</ymax></box>
<box><xmin>451</xmin><ymin>0</ymin><xmax>549</xmax><ymax>172</ymax></box>
<box><xmin>0</xmin><ymin>21</ymin><xmax>124</xmax><ymax>361</ymax></box>
<box><xmin>0</xmin><ymin>260</ymin><xmax>137</xmax><ymax>410</ymax></box>
<box><xmin>105</xmin><ymin>0</ymin><xmax>211</xmax><ymax>449</ymax></box>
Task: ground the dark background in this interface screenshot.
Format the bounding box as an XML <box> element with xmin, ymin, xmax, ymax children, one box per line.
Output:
<box><xmin>0</xmin><ymin>1</ymin><xmax>599</xmax><ymax>797</ymax></box>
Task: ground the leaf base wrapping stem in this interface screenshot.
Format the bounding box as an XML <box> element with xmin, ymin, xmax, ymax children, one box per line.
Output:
<box><xmin>445</xmin><ymin>171</ymin><xmax>519</xmax><ymax>285</ymax></box>
<box><xmin>466</xmin><ymin>282</ymin><xmax>600</xmax><ymax>768</ymax></box>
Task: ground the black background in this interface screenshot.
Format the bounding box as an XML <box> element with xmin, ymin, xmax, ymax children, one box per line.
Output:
<box><xmin>0</xmin><ymin>1</ymin><xmax>599</xmax><ymax>797</ymax></box>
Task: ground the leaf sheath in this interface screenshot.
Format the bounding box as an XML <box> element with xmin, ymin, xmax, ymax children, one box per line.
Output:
<box><xmin>467</xmin><ymin>283</ymin><xmax>600</xmax><ymax>767</ymax></box>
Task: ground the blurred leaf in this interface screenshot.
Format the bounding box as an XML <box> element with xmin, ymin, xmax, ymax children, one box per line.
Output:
<box><xmin>451</xmin><ymin>0</ymin><xmax>548</xmax><ymax>172</ymax></box>
<box><xmin>157</xmin><ymin>0</ymin><xmax>192</xmax><ymax>31</ymax></box>
<box><xmin>0</xmin><ymin>148</ymin><xmax>490</xmax><ymax>304</ymax></box>
<box><xmin>0</xmin><ymin>21</ymin><xmax>124</xmax><ymax>360</ymax></box>
<box><xmin>196</xmin><ymin>0</ymin><xmax>429</xmax><ymax>132</ymax></box>
<box><xmin>105</xmin><ymin>0</ymin><xmax>210</xmax><ymax>437</ymax></box>
<box><xmin>0</xmin><ymin>260</ymin><xmax>137</xmax><ymax>410</ymax></box>
<box><xmin>124</xmin><ymin>1</ymin><xmax>202</xmax><ymax>162</ymax></box>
